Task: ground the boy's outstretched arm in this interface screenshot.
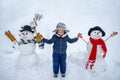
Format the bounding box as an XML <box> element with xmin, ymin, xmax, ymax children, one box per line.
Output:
<box><xmin>67</xmin><ymin>33</ymin><xmax>82</xmax><ymax>43</ymax></box>
<box><xmin>43</xmin><ymin>35</ymin><xmax>55</xmax><ymax>44</ymax></box>
<box><xmin>67</xmin><ymin>35</ymin><xmax>78</xmax><ymax>43</ymax></box>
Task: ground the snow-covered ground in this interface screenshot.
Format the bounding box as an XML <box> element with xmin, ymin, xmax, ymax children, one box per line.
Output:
<box><xmin>0</xmin><ymin>0</ymin><xmax>120</xmax><ymax>80</ymax></box>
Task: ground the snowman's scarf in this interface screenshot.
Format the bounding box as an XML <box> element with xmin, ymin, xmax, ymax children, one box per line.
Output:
<box><xmin>89</xmin><ymin>37</ymin><xmax>107</xmax><ymax>60</ymax></box>
<box><xmin>19</xmin><ymin>39</ymin><xmax>36</xmax><ymax>45</ymax></box>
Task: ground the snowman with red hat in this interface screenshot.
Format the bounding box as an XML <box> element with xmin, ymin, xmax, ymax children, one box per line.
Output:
<box><xmin>85</xmin><ymin>26</ymin><xmax>108</xmax><ymax>73</ymax></box>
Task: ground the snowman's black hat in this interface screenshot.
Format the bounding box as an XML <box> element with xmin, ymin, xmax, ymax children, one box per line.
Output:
<box><xmin>88</xmin><ymin>26</ymin><xmax>105</xmax><ymax>36</ymax></box>
<box><xmin>20</xmin><ymin>25</ymin><xmax>34</xmax><ymax>33</ymax></box>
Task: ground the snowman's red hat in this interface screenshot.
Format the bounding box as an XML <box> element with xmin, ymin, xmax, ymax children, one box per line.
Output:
<box><xmin>88</xmin><ymin>26</ymin><xmax>105</xmax><ymax>36</ymax></box>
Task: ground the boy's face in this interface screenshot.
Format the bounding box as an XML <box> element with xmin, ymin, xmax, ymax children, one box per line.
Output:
<box><xmin>57</xmin><ymin>30</ymin><xmax>65</xmax><ymax>36</ymax></box>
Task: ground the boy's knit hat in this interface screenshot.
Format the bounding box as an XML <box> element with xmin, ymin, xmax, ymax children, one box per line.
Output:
<box><xmin>53</xmin><ymin>22</ymin><xmax>69</xmax><ymax>32</ymax></box>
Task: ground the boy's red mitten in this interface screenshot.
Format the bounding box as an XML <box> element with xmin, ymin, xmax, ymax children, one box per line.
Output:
<box><xmin>77</xmin><ymin>33</ymin><xmax>82</xmax><ymax>38</ymax></box>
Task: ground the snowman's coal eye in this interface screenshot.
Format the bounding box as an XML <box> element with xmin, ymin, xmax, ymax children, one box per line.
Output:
<box><xmin>26</xmin><ymin>33</ymin><xmax>28</xmax><ymax>35</ymax></box>
<box><xmin>94</xmin><ymin>32</ymin><xmax>96</xmax><ymax>33</ymax></box>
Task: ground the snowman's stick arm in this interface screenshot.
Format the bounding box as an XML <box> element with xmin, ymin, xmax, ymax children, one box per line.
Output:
<box><xmin>78</xmin><ymin>33</ymin><xmax>88</xmax><ymax>44</ymax></box>
<box><xmin>105</xmin><ymin>36</ymin><xmax>111</xmax><ymax>41</ymax></box>
<box><xmin>33</xmin><ymin>18</ymin><xmax>38</xmax><ymax>27</ymax></box>
<box><xmin>105</xmin><ymin>31</ymin><xmax>118</xmax><ymax>42</ymax></box>
<box><xmin>81</xmin><ymin>38</ymin><xmax>88</xmax><ymax>44</ymax></box>
<box><xmin>32</xmin><ymin>14</ymin><xmax>43</xmax><ymax>32</ymax></box>
<box><xmin>15</xmin><ymin>40</ymin><xmax>20</xmax><ymax>46</ymax></box>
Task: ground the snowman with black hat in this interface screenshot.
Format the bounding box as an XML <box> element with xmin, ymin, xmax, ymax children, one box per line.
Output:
<box><xmin>16</xmin><ymin>25</ymin><xmax>43</xmax><ymax>69</ymax></box>
<box><xmin>85</xmin><ymin>26</ymin><xmax>107</xmax><ymax>73</ymax></box>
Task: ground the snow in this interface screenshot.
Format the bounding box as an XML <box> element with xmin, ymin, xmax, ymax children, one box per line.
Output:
<box><xmin>0</xmin><ymin>0</ymin><xmax>120</xmax><ymax>80</ymax></box>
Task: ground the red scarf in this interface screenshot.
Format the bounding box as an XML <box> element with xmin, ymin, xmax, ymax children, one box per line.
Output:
<box><xmin>89</xmin><ymin>37</ymin><xmax>107</xmax><ymax>60</ymax></box>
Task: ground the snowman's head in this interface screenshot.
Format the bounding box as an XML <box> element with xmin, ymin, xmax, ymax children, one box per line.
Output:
<box><xmin>20</xmin><ymin>31</ymin><xmax>34</xmax><ymax>40</ymax></box>
<box><xmin>19</xmin><ymin>25</ymin><xmax>34</xmax><ymax>40</ymax></box>
<box><xmin>88</xmin><ymin>26</ymin><xmax>105</xmax><ymax>40</ymax></box>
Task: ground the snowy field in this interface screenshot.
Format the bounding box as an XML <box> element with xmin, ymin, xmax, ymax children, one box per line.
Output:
<box><xmin>0</xmin><ymin>0</ymin><xmax>120</xmax><ymax>80</ymax></box>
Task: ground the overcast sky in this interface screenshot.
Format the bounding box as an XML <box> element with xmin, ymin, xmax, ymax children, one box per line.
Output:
<box><xmin>0</xmin><ymin>0</ymin><xmax>120</xmax><ymax>51</ymax></box>
<box><xmin>0</xmin><ymin>0</ymin><xmax>120</xmax><ymax>29</ymax></box>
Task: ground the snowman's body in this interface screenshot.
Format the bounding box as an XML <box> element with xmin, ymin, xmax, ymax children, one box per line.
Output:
<box><xmin>87</xmin><ymin>41</ymin><xmax>107</xmax><ymax>72</ymax></box>
<box><xmin>86</xmin><ymin>27</ymin><xmax>107</xmax><ymax>72</ymax></box>
<box><xmin>16</xmin><ymin>30</ymin><xmax>40</xmax><ymax>69</ymax></box>
<box><xmin>87</xmin><ymin>42</ymin><xmax>103</xmax><ymax>59</ymax></box>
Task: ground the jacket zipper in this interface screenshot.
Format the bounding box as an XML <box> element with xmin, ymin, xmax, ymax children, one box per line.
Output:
<box><xmin>60</xmin><ymin>38</ymin><xmax>62</xmax><ymax>54</ymax></box>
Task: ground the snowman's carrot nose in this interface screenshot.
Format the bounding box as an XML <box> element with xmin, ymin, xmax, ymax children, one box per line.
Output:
<box><xmin>97</xmin><ymin>32</ymin><xmax>100</xmax><ymax>35</ymax></box>
<box><xmin>22</xmin><ymin>33</ymin><xmax>25</xmax><ymax>36</ymax></box>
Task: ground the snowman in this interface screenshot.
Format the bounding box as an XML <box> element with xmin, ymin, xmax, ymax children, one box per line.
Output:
<box><xmin>14</xmin><ymin>25</ymin><xmax>43</xmax><ymax>69</ymax></box>
<box><xmin>85</xmin><ymin>26</ymin><xmax>107</xmax><ymax>72</ymax></box>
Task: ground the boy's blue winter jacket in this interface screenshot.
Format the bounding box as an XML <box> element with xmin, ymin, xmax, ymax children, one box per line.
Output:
<box><xmin>43</xmin><ymin>34</ymin><xmax>78</xmax><ymax>53</ymax></box>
